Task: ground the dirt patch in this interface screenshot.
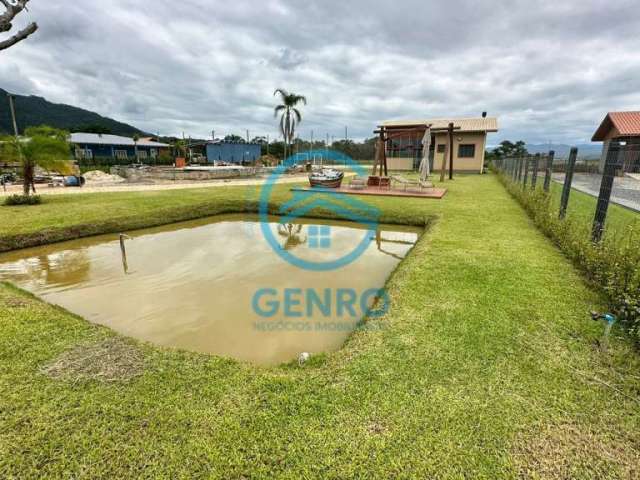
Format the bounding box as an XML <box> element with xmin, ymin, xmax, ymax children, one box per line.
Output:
<box><xmin>4</xmin><ymin>297</ymin><xmax>31</xmax><ymax>308</ymax></box>
<box><xmin>366</xmin><ymin>421</ymin><xmax>389</xmax><ymax>436</ymax></box>
<box><xmin>41</xmin><ymin>337</ymin><xmax>144</xmax><ymax>383</ymax></box>
<box><xmin>512</xmin><ymin>422</ymin><xmax>640</xmax><ymax>479</ymax></box>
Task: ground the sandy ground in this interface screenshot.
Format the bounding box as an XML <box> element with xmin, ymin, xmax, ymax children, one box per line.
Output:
<box><xmin>0</xmin><ymin>174</ymin><xmax>313</xmax><ymax>196</ymax></box>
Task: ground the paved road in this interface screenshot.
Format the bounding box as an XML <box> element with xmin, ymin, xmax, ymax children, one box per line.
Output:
<box><xmin>553</xmin><ymin>173</ymin><xmax>640</xmax><ymax>212</ymax></box>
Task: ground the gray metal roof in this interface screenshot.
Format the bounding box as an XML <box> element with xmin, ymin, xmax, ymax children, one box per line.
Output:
<box><xmin>69</xmin><ymin>133</ymin><xmax>169</xmax><ymax>147</ymax></box>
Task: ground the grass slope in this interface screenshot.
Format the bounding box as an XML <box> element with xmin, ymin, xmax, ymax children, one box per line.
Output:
<box><xmin>1</xmin><ymin>175</ymin><xmax>639</xmax><ymax>478</ymax></box>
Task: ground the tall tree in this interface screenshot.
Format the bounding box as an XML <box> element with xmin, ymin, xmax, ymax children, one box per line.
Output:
<box><xmin>0</xmin><ymin>0</ymin><xmax>38</xmax><ymax>51</ymax></box>
<box><xmin>273</xmin><ymin>89</ymin><xmax>306</xmax><ymax>161</ymax></box>
<box><xmin>0</xmin><ymin>125</ymin><xmax>72</xmax><ymax>196</ymax></box>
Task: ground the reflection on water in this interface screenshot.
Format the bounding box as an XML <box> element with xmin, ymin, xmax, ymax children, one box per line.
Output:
<box><xmin>277</xmin><ymin>223</ymin><xmax>307</xmax><ymax>251</ymax></box>
<box><xmin>0</xmin><ymin>214</ymin><xmax>421</xmax><ymax>365</ymax></box>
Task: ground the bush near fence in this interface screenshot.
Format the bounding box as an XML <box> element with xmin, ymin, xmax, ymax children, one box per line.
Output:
<box><xmin>493</xmin><ymin>152</ymin><xmax>640</xmax><ymax>342</ymax></box>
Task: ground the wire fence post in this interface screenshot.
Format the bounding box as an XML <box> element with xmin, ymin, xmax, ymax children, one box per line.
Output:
<box><xmin>559</xmin><ymin>147</ymin><xmax>578</xmax><ymax>219</ymax></box>
<box><xmin>591</xmin><ymin>142</ymin><xmax>621</xmax><ymax>242</ymax></box>
<box><xmin>531</xmin><ymin>153</ymin><xmax>540</xmax><ymax>189</ymax></box>
<box><xmin>517</xmin><ymin>156</ymin><xmax>523</xmax><ymax>182</ymax></box>
<box><xmin>543</xmin><ymin>150</ymin><xmax>555</xmax><ymax>193</ymax></box>
<box><xmin>522</xmin><ymin>155</ymin><xmax>530</xmax><ymax>188</ymax></box>
<box><xmin>511</xmin><ymin>157</ymin><xmax>518</xmax><ymax>181</ymax></box>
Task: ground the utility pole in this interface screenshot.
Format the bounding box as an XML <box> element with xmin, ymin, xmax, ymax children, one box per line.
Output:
<box><xmin>448</xmin><ymin>122</ymin><xmax>455</xmax><ymax>180</ymax></box>
<box><xmin>8</xmin><ymin>93</ymin><xmax>29</xmax><ymax>194</ymax></box>
<box><xmin>211</xmin><ymin>129</ymin><xmax>215</xmax><ymax>141</ymax></box>
<box><xmin>7</xmin><ymin>94</ymin><xmax>19</xmax><ymax>137</ymax></box>
<box><xmin>246</xmin><ymin>130</ymin><xmax>250</xmax><ymax>143</ymax></box>
<box><xmin>266</xmin><ymin>134</ymin><xmax>270</xmax><ymax>155</ymax></box>
<box><xmin>345</xmin><ymin>126</ymin><xmax>348</xmax><ymax>142</ymax></box>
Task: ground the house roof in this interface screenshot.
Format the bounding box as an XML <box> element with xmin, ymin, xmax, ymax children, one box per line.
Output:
<box><xmin>69</xmin><ymin>133</ymin><xmax>169</xmax><ymax>148</ymax></box>
<box><xmin>382</xmin><ymin>117</ymin><xmax>498</xmax><ymax>133</ymax></box>
<box><xmin>592</xmin><ymin>111</ymin><xmax>640</xmax><ymax>141</ymax></box>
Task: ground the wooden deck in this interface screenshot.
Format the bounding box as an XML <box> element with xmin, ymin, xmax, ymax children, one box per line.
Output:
<box><xmin>290</xmin><ymin>186</ymin><xmax>448</xmax><ymax>199</ymax></box>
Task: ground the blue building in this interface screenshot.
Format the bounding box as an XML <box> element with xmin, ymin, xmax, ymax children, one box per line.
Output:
<box><xmin>203</xmin><ymin>141</ymin><xmax>261</xmax><ymax>164</ymax></box>
<box><xmin>70</xmin><ymin>133</ymin><xmax>170</xmax><ymax>162</ymax></box>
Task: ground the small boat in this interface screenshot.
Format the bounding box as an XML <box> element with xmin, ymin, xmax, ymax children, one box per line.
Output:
<box><xmin>309</xmin><ymin>168</ymin><xmax>344</xmax><ymax>188</ymax></box>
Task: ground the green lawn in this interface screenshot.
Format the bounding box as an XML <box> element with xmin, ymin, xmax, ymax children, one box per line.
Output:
<box><xmin>547</xmin><ymin>180</ymin><xmax>640</xmax><ymax>237</ymax></box>
<box><xmin>1</xmin><ymin>175</ymin><xmax>640</xmax><ymax>478</ymax></box>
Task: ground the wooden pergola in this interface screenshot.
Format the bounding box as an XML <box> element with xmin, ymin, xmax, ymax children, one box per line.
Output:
<box><xmin>372</xmin><ymin>122</ymin><xmax>460</xmax><ymax>180</ymax></box>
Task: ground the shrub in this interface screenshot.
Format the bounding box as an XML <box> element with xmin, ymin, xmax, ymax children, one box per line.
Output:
<box><xmin>495</xmin><ymin>170</ymin><xmax>640</xmax><ymax>342</ymax></box>
<box><xmin>3</xmin><ymin>194</ymin><xmax>42</xmax><ymax>206</ymax></box>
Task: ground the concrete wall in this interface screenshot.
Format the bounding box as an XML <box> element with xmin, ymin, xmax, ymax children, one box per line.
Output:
<box><xmin>386</xmin><ymin>157</ymin><xmax>414</xmax><ymax>170</ymax></box>
<box><xmin>432</xmin><ymin>132</ymin><xmax>487</xmax><ymax>173</ymax></box>
<box><xmin>111</xmin><ymin>166</ymin><xmax>266</xmax><ymax>181</ymax></box>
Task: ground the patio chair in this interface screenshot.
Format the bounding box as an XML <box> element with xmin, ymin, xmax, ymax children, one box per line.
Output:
<box><xmin>349</xmin><ymin>176</ymin><xmax>367</xmax><ymax>190</ymax></box>
<box><xmin>391</xmin><ymin>175</ymin><xmax>434</xmax><ymax>192</ymax></box>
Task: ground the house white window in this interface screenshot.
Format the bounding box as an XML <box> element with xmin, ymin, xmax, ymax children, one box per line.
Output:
<box><xmin>137</xmin><ymin>150</ymin><xmax>148</xmax><ymax>159</ymax></box>
<box><xmin>115</xmin><ymin>150</ymin><xmax>128</xmax><ymax>160</ymax></box>
<box><xmin>150</xmin><ymin>149</ymin><xmax>158</xmax><ymax>158</ymax></box>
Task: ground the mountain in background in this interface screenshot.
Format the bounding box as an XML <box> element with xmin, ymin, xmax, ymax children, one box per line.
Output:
<box><xmin>0</xmin><ymin>88</ymin><xmax>144</xmax><ymax>137</ymax></box>
<box><xmin>525</xmin><ymin>143</ymin><xmax>603</xmax><ymax>158</ymax></box>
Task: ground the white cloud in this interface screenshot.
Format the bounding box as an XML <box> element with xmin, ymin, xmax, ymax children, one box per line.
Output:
<box><xmin>1</xmin><ymin>0</ymin><xmax>639</xmax><ymax>144</ymax></box>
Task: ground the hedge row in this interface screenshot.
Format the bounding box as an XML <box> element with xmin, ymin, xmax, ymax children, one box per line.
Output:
<box><xmin>496</xmin><ymin>171</ymin><xmax>640</xmax><ymax>341</ymax></box>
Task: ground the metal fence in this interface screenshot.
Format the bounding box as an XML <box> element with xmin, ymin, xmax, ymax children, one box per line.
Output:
<box><xmin>493</xmin><ymin>142</ymin><xmax>639</xmax><ymax>242</ymax></box>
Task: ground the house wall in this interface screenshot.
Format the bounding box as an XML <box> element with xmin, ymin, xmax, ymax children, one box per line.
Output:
<box><xmin>386</xmin><ymin>157</ymin><xmax>414</xmax><ymax>170</ymax></box>
<box><xmin>73</xmin><ymin>143</ymin><xmax>169</xmax><ymax>161</ymax></box>
<box><xmin>432</xmin><ymin>132</ymin><xmax>487</xmax><ymax>173</ymax></box>
<box><xmin>205</xmin><ymin>143</ymin><xmax>261</xmax><ymax>164</ymax></box>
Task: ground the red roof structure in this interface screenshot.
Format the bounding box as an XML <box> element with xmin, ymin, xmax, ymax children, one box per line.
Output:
<box><xmin>592</xmin><ymin>111</ymin><xmax>640</xmax><ymax>141</ymax></box>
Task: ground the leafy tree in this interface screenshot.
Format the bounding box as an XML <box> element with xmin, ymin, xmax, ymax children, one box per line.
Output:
<box><xmin>273</xmin><ymin>88</ymin><xmax>306</xmax><ymax>160</ymax></box>
<box><xmin>251</xmin><ymin>136</ymin><xmax>268</xmax><ymax>145</ymax></box>
<box><xmin>0</xmin><ymin>125</ymin><xmax>73</xmax><ymax>196</ymax></box>
<box><xmin>492</xmin><ymin>140</ymin><xmax>528</xmax><ymax>158</ymax></box>
<box><xmin>0</xmin><ymin>0</ymin><xmax>38</xmax><ymax>51</ymax></box>
<box><xmin>173</xmin><ymin>139</ymin><xmax>187</xmax><ymax>159</ymax></box>
<box><xmin>224</xmin><ymin>134</ymin><xmax>245</xmax><ymax>143</ymax></box>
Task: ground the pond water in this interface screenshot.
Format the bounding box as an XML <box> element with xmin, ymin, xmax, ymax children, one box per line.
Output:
<box><xmin>0</xmin><ymin>214</ymin><xmax>421</xmax><ymax>365</ymax></box>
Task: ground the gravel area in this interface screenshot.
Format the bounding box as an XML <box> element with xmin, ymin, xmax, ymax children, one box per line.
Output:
<box><xmin>552</xmin><ymin>173</ymin><xmax>640</xmax><ymax>212</ymax></box>
<box><xmin>0</xmin><ymin>174</ymin><xmax>311</xmax><ymax>196</ymax></box>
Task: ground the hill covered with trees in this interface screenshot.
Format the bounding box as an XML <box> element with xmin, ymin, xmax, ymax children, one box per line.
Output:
<box><xmin>0</xmin><ymin>88</ymin><xmax>144</xmax><ymax>136</ymax></box>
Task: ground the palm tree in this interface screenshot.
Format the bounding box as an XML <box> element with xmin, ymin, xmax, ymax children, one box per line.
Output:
<box><xmin>0</xmin><ymin>126</ymin><xmax>72</xmax><ymax>196</ymax></box>
<box><xmin>273</xmin><ymin>89</ymin><xmax>306</xmax><ymax>162</ymax></box>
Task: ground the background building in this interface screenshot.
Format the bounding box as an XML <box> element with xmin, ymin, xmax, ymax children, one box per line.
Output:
<box><xmin>381</xmin><ymin>116</ymin><xmax>499</xmax><ymax>173</ymax></box>
<box><xmin>70</xmin><ymin>133</ymin><xmax>170</xmax><ymax>162</ymax></box>
<box><xmin>592</xmin><ymin>111</ymin><xmax>640</xmax><ymax>173</ymax></box>
<box><xmin>201</xmin><ymin>141</ymin><xmax>262</xmax><ymax>165</ymax></box>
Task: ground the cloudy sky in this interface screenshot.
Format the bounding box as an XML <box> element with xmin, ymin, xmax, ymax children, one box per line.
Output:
<box><xmin>1</xmin><ymin>0</ymin><xmax>639</xmax><ymax>144</ymax></box>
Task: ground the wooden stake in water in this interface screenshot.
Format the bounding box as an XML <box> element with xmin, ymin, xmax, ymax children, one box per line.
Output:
<box><xmin>119</xmin><ymin>234</ymin><xmax>132</xmax><ymax>274</ymax></box>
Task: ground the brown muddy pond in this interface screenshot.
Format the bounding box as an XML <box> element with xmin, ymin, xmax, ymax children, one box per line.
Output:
<box><xmin>0</xmin><ymin>215</ymin><xmax>421</xmax><ymax>365</ymax></box>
